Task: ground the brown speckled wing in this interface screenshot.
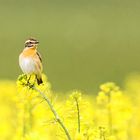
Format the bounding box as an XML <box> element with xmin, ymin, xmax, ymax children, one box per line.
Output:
<box><xmin>36</xmin><ymin>52</ymin><xmax>42</xmax><ymax>62</ymax></box>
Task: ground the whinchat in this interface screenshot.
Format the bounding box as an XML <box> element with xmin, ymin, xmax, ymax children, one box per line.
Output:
<box><xmin>19</xmin><ymin>38</ymin><xmax>43</xmax><ymax>85</ymax></box>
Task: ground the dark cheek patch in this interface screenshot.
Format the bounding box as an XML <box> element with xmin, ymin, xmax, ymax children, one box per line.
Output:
<box><xmin>25</xmin><ymin>43</ymin><xmax>33</xmax><ymax>48</ymax></box>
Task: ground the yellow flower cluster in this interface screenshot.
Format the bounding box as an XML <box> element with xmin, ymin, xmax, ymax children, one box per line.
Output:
<box><xmin>96</xmin><ymin>82</ymin><xmax>132</xmax><ymax>140</ymax></box>
<box><xmin>0</xmin><ymin>74</ymin><xmax>140</xmax><ymax>140</ymax></box>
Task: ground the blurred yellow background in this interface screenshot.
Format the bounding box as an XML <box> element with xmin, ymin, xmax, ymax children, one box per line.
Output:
<box><xmin>0</xmin><ymin>0</ymin><xmax>140</xmax><ymax>92</ymax></box>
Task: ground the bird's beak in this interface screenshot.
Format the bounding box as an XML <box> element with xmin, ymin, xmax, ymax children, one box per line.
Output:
<box><xmin>35</xmin><ymin>41</ymin><xmax>39</xmax><ymax>44</ymax></box>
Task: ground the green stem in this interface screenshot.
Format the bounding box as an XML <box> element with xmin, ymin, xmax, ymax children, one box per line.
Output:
<box><xmin>32</xmin><ymin>86</ymin><xmax>72</xmax><ymax>140</ymax></box>
<box><xmin>22</xmin><ymin>105</ymin><xmax>26</xmax><ymax>137</ymax></box>
<box><xmin>75</xmin><ymin>98</ymin><xmax>80</xmax><ymax>133</ymax></box>
<box><xmin>22</xmin><ymin>100</ymin><xmax>33</xmax><ymax>137</ymax></box>
<box><xmin>99</xmin><ymin>127</ymin><xmax>106</xmax><ymax>140</ymax></box>
<box><xmin>107</xmin><ymin>92</ymin><xmax>112</xmax><ymax>135</ymax></box>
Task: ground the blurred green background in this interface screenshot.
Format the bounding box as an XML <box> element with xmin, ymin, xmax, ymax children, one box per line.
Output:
<box><xmin>0</xmin><ymin>0</ymin><xmax>140</xmax><ymax>92</ymax></box>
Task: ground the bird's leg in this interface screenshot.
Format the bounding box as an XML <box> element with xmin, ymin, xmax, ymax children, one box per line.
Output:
<box><xmin>32</xmin><ymin>74</ymin><xmax>37</xmax><ymax>85</ymax></box>
<box><xmin>27</xmin><ymin>75</ymin><xmax>31</xmax><ymax>85</ymax></box>
<box><xmin>35</xmin><ymin>75</ymin><xmax>38</xmax><ymax>84</ymax></box>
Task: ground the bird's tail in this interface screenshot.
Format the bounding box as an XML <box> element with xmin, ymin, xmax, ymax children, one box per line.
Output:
<box><xmin>36</xmin><ymin>74</ymin><xmax>43</xmax><ymax>85</ymax></box>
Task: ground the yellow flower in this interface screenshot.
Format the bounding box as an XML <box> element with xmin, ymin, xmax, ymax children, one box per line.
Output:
<box><xmin>74</xmin><ymin>132</ymin><xmax>84</xmax><ymax>140</ymax></box>
<box><xmin>100</xmin><ymin>82</ymin><xmax>119</xmax><ymax>94</ymax></box>
<box><xmin>70</xmin><ymin>91</ymin><xmax>82</xmax><ymax>101</ymax></box>
<box><xmin>96</xmin><ymin>91</ymin><xmax>108</xmax><ymax>105</ymax></box>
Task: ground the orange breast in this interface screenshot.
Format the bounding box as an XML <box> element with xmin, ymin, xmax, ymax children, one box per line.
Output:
<box><xmin>22</xmin><ymin>47</ymin><xmax>36</xmax><ymax>57</ymax></box>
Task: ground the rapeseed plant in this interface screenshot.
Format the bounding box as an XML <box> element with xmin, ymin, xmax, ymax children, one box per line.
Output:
<box><xmin>96</xmin><ymin>82</ymin><xmax>132</xmax><ymax>140</ymax></box>
<box><xmin>0</xmin><ymin>74</ymin><xmax>140</xmax><ymax>139</ymax></box>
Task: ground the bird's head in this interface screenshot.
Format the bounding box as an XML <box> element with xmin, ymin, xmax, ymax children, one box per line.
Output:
<box><xmin>25</xmin><ymin>38</ymin><xmax>39</xmax><ymax>48</ymax></box>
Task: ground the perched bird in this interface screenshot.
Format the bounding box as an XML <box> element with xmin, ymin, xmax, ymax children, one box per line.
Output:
<box><xmin>19</xmin><ymin>38</ymin><xmax>43</xmax><ymax>85</ymax></box>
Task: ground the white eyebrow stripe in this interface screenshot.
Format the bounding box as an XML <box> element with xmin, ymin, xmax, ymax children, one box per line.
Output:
<box><xmin>25</xmin><ymin>40</ymin><xmax>36</xmax><ymax>44</ymax></box>
<box><xmin>25</xmin><ymin>40</ymin><xmax>30</xmax><ymax>44</ymax></box>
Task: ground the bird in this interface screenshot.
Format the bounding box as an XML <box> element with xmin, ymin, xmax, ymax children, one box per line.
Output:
<box><xmin>19</xmin><ymin>38</ymin><xmax>43</xmax><ymax>85</ymax></box>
